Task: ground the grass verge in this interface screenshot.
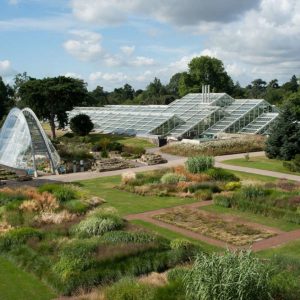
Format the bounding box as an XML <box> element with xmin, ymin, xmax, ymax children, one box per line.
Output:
<box><xmin>222</xmin><ymin>156</ymin><xmax>300</xmax><ymax>176</ymax></box>
<box><xmin>78</xmin><ymin>175</ymin><xmax>198</xmax><ymax>216</ymax></box>
<box><xmin>0</xmin><ymin>256</ymin><xmax>56</xmax><ymax>300</ymax></box>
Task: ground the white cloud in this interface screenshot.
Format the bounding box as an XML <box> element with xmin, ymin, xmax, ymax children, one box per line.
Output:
<box><xmin>131</xmin><ymin>56</ymin><xmax>155</xmax><ymax>67</ymax></box>
<box><xmin>71</xmin><ymin>0</ymin><xmax>260</xmax><ymax>27</ymax></box>
<box><xmin>63</xmin><ymin>30</ymin><xmax>103</xmax><ymax>61</ymax></box>
<box><xmin>64</xmin><ymin>72</ymin><xmax>82</xmax><ymax>79</ymax></box>
<box><xmin>89</xmin><ymin>71</ymin><xmax>128</xmax><ymax>83</ymax></box>
<box><xmin>8</xmin><ymin>0</ymin><xmax>19</xmax><ymax>5</ymax></box>
<box><xmin>0</xmin><ymin>60</ymin><xmax>16</xmax><ymax>77</ymax></box>
<box><xmin>120</xmin><ymin>45</ymin><xmax>135</xmax><ymax>56</ymax></box>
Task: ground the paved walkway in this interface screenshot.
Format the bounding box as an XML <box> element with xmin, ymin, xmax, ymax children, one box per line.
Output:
<box><xmin>40</xmin><ymin>150</ymin><xmax>300</xmax><ymax>183</ymax></box>
<box><xmin>126</xmin><ymin>200</ymin><xmax>300</xmax><ymax>252</ymax></box>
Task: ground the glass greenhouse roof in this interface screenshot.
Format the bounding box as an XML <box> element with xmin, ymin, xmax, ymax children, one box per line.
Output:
<box><xmin>69</xmin><ymin>93</ymin><xmax>279</xmax><ymax>139</ymax></box>
<box><xmin>0</xmin><ymin>108</ymin><xmax>60</xmax><ymax>175</ymax></box>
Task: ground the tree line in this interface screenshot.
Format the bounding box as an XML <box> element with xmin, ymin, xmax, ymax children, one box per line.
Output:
<box><xmin>0</xmin><ymin>56</ymin><xmax>299</xmax><ymax>139</ymax></box>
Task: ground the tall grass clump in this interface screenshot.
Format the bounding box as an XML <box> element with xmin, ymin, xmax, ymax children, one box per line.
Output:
<box><xmin>161</xmin><ymin>173</ymin><xmax>186</xmax><ymax>184</ymax></box>
<box><xmin>184</xmin><ymin>250</ymin><xmax>271</xmax><ymax>300</ymax></box>
<box><xmin>185</xmin><ymin>156</ymin><xmax>214</xmax><ymax>173</ymax></box>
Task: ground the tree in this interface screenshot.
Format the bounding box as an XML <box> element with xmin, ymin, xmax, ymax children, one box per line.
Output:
<box><xmin>0</xmin><ymin>77</ymin><xmax>14</xmax><ymax>121</ymax></box>
<box><xmin>167</xmin><ymin>72</ymin><xmax>184</xmax><ymax>96</ymax></box>
<box><xmin>246</xmin><ymin>79</ymin><xmax>267</xmax><ymax>99</ymax></box>
<box><xmin>19</xmin><ymin>76</ymin><xmax>88</xmax><ymax>138</ymax></box>
<box><xmin>266</xmin><ymin>93</ymin><xmax>300</xmax><ymax>160</ymax></box>
<box><xmin>187</xmin><ymin>56</ymin><xmax>234</xmax><ymax>94</ymax></box>
<box><xmin>70</xmin><ymin>114</ymin><xmax>94</xmax><ymax>136</ymax></box>
<box><xmin>282</xmin><ymin>75</ymin><xmax>299</xmax><ymax>93</ymax></box>
<box><xmin>89</xmin><ymin>85</ymin><xmax>108</xmax><ymax>106</ymax></box>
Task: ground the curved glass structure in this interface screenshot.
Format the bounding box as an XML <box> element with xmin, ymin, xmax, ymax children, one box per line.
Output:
<box><xmin>0</xmin><ymin>108</ymin><xmax>60</xmax><ymax>175</ymax></box>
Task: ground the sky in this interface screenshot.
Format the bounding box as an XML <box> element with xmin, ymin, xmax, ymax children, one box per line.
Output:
<box><xmin>0</xmin><ymin>0</ymin><xmax>300</xmax><ymax>91</ymax></box>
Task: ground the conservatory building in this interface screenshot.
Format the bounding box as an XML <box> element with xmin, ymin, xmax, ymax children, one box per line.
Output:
<box><xmin>68</xmin><ymin>88</ymin><xmax>279</xmax><ymax>140</ymax></box>
<box><xmin>0</xmin><ymin>107</ymin><xmax>60</xmax><ymax>176</ymax></box>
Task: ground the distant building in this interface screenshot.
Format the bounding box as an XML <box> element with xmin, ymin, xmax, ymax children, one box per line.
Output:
<box><xmin>0</xmin><ymin>108</ymin><xmax>60</xmax><ymax>176</ymax></box>
<box><xmin>69</xmin><ymin>86</ymin><xmax>279</xmax><ymax>140</ymax></box>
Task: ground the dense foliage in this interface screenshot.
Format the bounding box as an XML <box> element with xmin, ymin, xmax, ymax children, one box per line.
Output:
<box><xmin>70</xmin><ymin>114</ymin><xmax>94</xmax><ymax>136</ymax></box>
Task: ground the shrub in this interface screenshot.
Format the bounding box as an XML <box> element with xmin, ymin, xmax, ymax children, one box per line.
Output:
<box><xmin>105</xmin><ymin>277</ymin><xmax>154</xmax><ymax>300</ymax></box>
<box><xmin>206</xmin><ymin>168</ymin><xmax>239</xmax><ymax>181</ymax></box>
<box><xmin>194</xmin><ymin>189</ymin><xmax>212</xmax><ymax>201</ymax></box>
<box><xmin>185</xmin><ymin>156</ymin><xmax>214</xmax><ymax>173</ymax></box>
<box><xmin>122</xmin><ymin>145</ymin><xmax>146</xmax><ymax>157</ymax></box>
<box><xmin>240</xmin><ymin>185</ymin><xmax>267</xmax><ymax>200</ymax></box>
<box><xmin>53</xmin><ymin>185</ymin><xmax>78</xmax><ymax>202</ymax></box>
<box><xmin>102</xmin><ymin>231</ymin><xmax>158</xmax><ymax>244</ymax></box>
<box><xmin>0</xmin><ymin>227</ymin><xmax>42</xmax><ymax>252</ymax></box>
<box><xmin>161</xmin><ymin>173</ymin><xmax>186</xmax><ymax>185</ymax></box>
<box><xmin>167</xmin><ymin>266</ymin><xmax>189</xmax><ymax>282</ymax></box>
<box><xmin>188</xmin><ymin>182</ymin><xmax>221</xmax><ymax>194</ymax></box>
<box><xmin>224</xmin><ymin>181</ymin><xmax>241</xmax><ymax>191</ymax></box>
<box><xmin>121</xmin><ymin>171</ymin><xmax>136</xmax><ymax>184</ymax></box>
<box><xmin>184</xmin><ymin>251</ymin><xmax>271</xmax><ymax>300</ymax></box>
<box><xmin>70</xmin><ymin>114</ymin><xmax>94</xmax><ymax>136</ymax></box>
<box><xmin>63</xmin><ymin>200</ymin><xmax>89</xmax><ymax>214</ymax></box>
<box><xmin>213</xmin><ymin>192</ymin><xmax>234</xmax><ymax>208</ymax></box>
<box><xmin>73</xmin><ymin>214</ymin><xmax>124</xmax><ymax>237</ymax></box>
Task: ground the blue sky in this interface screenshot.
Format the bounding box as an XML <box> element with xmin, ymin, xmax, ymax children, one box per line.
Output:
<box><xmin>1</xmin><ymin>0</ymin><xmax>300</xmax><ymax>90</ymax></box>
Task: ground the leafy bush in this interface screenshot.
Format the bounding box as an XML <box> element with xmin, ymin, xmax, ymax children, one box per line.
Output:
<box><xmin>122</xmin><ymin>145</ymin><xmax>146</xmax><ymax>157</ymax></box>
<box><xmin>206</xmin><ymin>168</ymin><xmax>239</xmax><ymax>181</ymax></box>
<box><xmin>194</xmin><ymin>189</ymin><xmax>212</xmax><ymax>201</ymax></box>
<box><xmin>102</xmin><ymin>231</ymin><xmax>158</xmax><ymax>244</ymax></box>
<box><xmin>105</xmin><ymin>277</ymin><xmax>154</xmax><ymax>300</ymax></box>
<box><xmin>63</xmin><ymin>200</ymin><xmax>89</xmax><ymax>214</ymax></box>
<box><xmin>73</xmin><ymin>214</ymin><xmax>124</xmax><ymax>237</ymax></box>
<box><xmin>213</xmin><ymin>192</ymin><xmax>234</xmax><ymax>208</ymax></box>
<box><xmin>240</xmin><ymin>185</ymin><xmax>267</xmax><ymax>200</ymax></box>
<box><xmin>161</xmin><ymin>173</ymin><xmax>186</xmax><ymax>184</ymax></box>
<box><xmin>283</xmin><ymin>154</ymin><xmax>300</xmax><ymax>172</ymax></box>
<box><xmin>70</xmin><ymin>114</ymin><xmax>94</xmax><ymax>136</ymax></box>
<box><xmin>187</xmin><ymin>182</ymin><xmax>221</xmax><ymax>193</ymax></box>
<box><xmin>224</xmin><ymin>181</ymin><xmax>241</xmax><ymax>191</ymax></box>
<box><xmin>185</xmin><ymin>156</ymin><xmax>214</xmax><ymax>173</ymax></box>
<box><xmin>184</xmin><ymin>251</ymin><xmax>271</xmax><ymax>300</ymax></box>
<box><xmin>167</xmin><ymin>266</ymin><xmax>189</xmax><ymax>282</ymax></box>
<box><xmin>0</xmin><ymin>227</ymin><xmax>43</xmax><ymax>251</ymax></box>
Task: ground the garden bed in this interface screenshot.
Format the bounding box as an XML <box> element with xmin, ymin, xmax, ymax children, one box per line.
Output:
<box><xmin>153</xmin><ymin>208</ymin><xmax>275</xmax><ymax>246</ymax></box>
<box><xmin>161</xmin><ymin>135</ymin><xmax>265</xmax><ymax>157</ymax></box>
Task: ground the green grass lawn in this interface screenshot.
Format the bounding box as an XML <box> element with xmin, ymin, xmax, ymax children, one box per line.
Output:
<box><xmin>200</xmin><ymin>204</ymin><xmax>300</xmax><ymax>231</ymax></box>
<box><xmin>258</xmin><ymin>239</ymin><xmax>300</xmax><ymax>260</ymax></box>
<box><xmin>223</xmin><ymin>156</ymin><xmax>300</xmax><ymax>176</ymax></box>
<box><xmin>0</xmin><ymin>256</ymin><xmax>56</xmax><ymax>300</ymax></box>
<box><xmin>230</xmin><ymin>170</ymin><xmax>278</xmax><ymax>182</ymax></box>
<box><xmin>132</xmin><ymin>220</ymin><xmax>221</xmax><ymax>253</ymax></box>
<box><xmin>78</xmin><ymin>175</ymin><xmax>198</xmax><ymax>215</ymax></box>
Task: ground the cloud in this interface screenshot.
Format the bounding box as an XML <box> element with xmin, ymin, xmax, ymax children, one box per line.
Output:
<box><xmin>131</xmin><ymin>56</ymin><xmax>155</xmax><ymax>67</ymax></box>
<box><xmin>120</xmin><ymin>45</ymin><xmax>135</xmax><ymax>56</ymax></box>
<box><xmin>64</xmin><ymin>72</ymin><xmax>82</xmax><ymax>79</ymax></box>
<box><xmin>89</xmin><ymin>71</ymin><xmax>128</xmax><ymax>84</ymax></box>
<box><xmin>203</xmin><ymin>0</ymin><xmax>300</xmax><ymax>82</ymax></box>
<box><xmin>63</xmin><ymin>30</ymin><xmax>103</xmax><ymax>61</ymax></box>
<box><xmin>8</xmin><ymin>0</ymin><xmax>19</xmax><ymax>5</ymax></box>
<box><xmin>0</xmin><ymin>60</ymin><xmax>16</xmax><ymax>77</ymax></box>
<box><xmin>71</xmin><ymin>0</ymin><xmax>260</xmax><ymax>27</ymax></box>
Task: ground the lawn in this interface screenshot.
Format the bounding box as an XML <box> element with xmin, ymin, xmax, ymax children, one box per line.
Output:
<box><xmin>222</xmin><ymin>156</ymin><xmax>300</xmax><ymax>176</ymax></box>
<box><xmin>0</xmin><ymin>256</ymin><xmax>56</xmax><ymax>300</ymax></box>
<box><xmin>258</xmin><ymin>239</ymin><xmax>300</xmax><ymax>260</ymax></box>
<box><xmin>229</xmin><ymin>170</ymin><xmax>278</xmax><ymax>182</ymax></box>
<box><xmin>200</xmin><ymin>204</ymin><xmax>300</xmax><ymax>232</ymax></box>
<box><xmin>78</xmin><ymin>175</ymin><xmax>198</xmax><ymax>215</ymax></box>
<box><xmin>132</xmin><ymin>219</ymin><xmax>221</xmax><ymax>253</ymax></box>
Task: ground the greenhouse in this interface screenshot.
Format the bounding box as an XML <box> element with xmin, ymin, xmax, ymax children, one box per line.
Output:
<box><xmin>68</xmin><ymin>90</ymin><xmax>279</xmax><ymax>139</ymax></box>
<box><xmin>0</xmin><ymin>107</ymin><xmax>60</xmax><ymax>176</ymax></box>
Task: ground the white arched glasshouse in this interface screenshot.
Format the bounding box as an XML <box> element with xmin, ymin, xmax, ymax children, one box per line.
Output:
<box><xmin>68</xmin><ymin>89</ymin><xmax>279</xmax><ymax>140</ymax></box>
<box><xmin>0</xmin><ymin>107</ymin><xmax>60</xmax><ymax>176</ymax></box>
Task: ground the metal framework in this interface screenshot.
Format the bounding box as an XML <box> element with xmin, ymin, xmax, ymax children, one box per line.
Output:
<box><xmin>0</xmin><ymin>108</ymin><xmax>60</xmax><ymax>176</ymax></box>
<box><xmin>68</xmin><ymin>92</ymin><xmax>279</xmax><ymax>139</ymax></box>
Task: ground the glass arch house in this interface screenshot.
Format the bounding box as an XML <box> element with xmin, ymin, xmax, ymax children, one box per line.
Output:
<box><xmin>68</xmin><ymin>90</ymin><xmax>280</xmax><ymax>140</ymax></box>
<box><xmin>0</xmin><ymin>107</ymin><xmax>60</xmax><ymax>176</ymax></box>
